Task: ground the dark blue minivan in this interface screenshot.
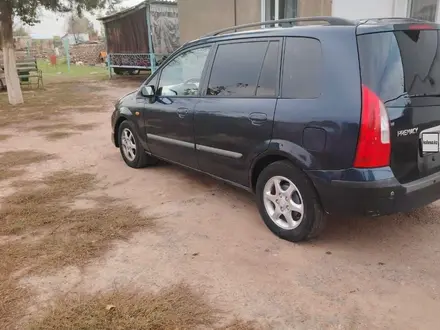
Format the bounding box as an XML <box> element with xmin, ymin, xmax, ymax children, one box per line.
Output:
<box><xmin>112</xmin><ymin>17</ymin><xmax>440</xmax><ymax>242</ymax></box>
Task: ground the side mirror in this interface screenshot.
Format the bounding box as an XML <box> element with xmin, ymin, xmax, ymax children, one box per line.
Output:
<box><xmin>141</xmin><ymin>85</ymin><xmax>155</xmax><ymax>97</ymax></box>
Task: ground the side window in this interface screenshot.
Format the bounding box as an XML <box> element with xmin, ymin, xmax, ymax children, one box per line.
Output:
<box><xmin>282</xmin><ymin>38</ymin><xmax>322</xmax><ymax>99</ymax></box>
<box><xmin>256</xmin><ymin>41</ymin><xmax>280</xmax><ymax>97</ymax></box>
<box><xmin>157</xmin><ymin>47</ymin><xmax>210</xmax><ymax>97</ymax></box>
<box><xmin>207</xmin><ymin>41</ymin><xmax>269</xmax><ymax>97</ymax></box>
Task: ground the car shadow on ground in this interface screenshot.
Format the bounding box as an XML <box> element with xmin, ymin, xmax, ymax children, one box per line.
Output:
<box><xmin>154</xmin><ymin>162</ymin><xmax>440</xmax><ymax>254</ymax></box>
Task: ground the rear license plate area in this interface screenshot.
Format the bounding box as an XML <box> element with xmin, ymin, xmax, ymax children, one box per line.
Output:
<box><xmin>422</xmin><ymin>133</ymin><xmax>440</xmax><ymax>154</ymax></box>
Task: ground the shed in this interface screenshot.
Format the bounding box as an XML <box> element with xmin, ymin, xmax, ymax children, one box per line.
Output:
<box><xmin>98</xmin><ymin>0</ymin><xmax>179</xmax><ymax>76</ymax></box>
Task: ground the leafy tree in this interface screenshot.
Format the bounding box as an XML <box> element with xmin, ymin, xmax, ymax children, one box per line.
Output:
<box><xmin>0</xmin><ymin>0</ymin><xmax>121</xmax><ymax>105</ymax></box>
<box><xmin>65</xmin><ymin>15</ymin><xmax>98</xmax><ymax>43</ymax></box>
<box><xmin>53</xmin><ymin>35</ymin><xmax>63</xmax><ymax>48</ymax></box>
<box><xmin>104</xmin><ymin>4</ymin><xmax>128</xmax><ymax>16</ymax></box>
<box><xmin>13</xmin><ymin>24</ymin><xmax>30</xmax><ymax>37</ymax></box>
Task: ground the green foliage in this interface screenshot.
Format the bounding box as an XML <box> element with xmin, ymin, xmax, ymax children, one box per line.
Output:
<box><xmin>53</xmin><ymin>36</ymin><xmax>62</xmax><ymax>48</ymax></box>
<box><xmin>11</xmin><ymin>0</ymin><xmax>123</xmax><ymax>25</ymax></box>
<box><xmin>66</xmin><ymin>15</ymin><xmax>97</xmax><ymax>36</ymax></box>
<box><xmin>37</xmin><ymin>59</ymin><xmax>108</xmax><ymax>79</ymax></box>
<box><xmin>13</xmin><ymin>24</ymin><xmax>30</xmax><ymax>37</ymax></box>
<box><xmin>104</xmin><ymin>4</ymin><xmax>128</xmax><ymax>16</ymax></box>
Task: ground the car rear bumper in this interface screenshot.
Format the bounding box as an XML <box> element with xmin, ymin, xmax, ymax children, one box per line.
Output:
<box><xmin>308</xmin><ymin>167</ymin><xmax>440</xmax><ymax>216</ymax></box>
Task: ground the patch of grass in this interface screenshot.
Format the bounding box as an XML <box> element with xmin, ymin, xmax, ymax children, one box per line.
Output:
<box><xmin>0</xmin><ymin>150</ymin><xmax>53</xmax><ymax>168</ymax></box>
<box><xmin>0</xmin><ymin>151</ymin><xmax>53</xmax><ymax>182</ymax></box>
<box><xmin>0</xmin><ymin>169</ymin><xmax>27</xmax><ymax>182</ymax></box>
<box><xmin>27</xmin><ymin>283</ymin><xmax>263</xmax><ymax>330</ymax></box>
<box><xmin>0</xmin><ymin>83</ymin><xmax>105</xmax><ymax>129</ymax></box>
<box><xmin>29</xmin><ymin>123</ymin><xmax>72</xmax><ymax>132</ymax></box>
<box><xmin>0</xmin><ymin>162</ymin><xmax>263</xmax><ymax>329</ymax></box>
<box><xmin>73</xmin><ymin>123</ymin><xmax>98</xmax><ymax>130</ymax></box>
<box><xmin>0</xmin><ymin>171</ymin><xmax>97</xmax><ymax>235</ymax></box>
<box><xmin>32</xmin><ymin>123</ymin><xmax>98</xmax><ymax>132</ymax></box>
<box><xmin>0</xmin><ymin>170</ymin><xmax>155</xmax><ymax>329</ymax></box>
<box><xmin>0</xmin><ymin>170</ymin><xmax>154</xmax><ymax>270</ymax></box>
<box><xmin>37</xmin><ymin>60</ymin><xmax>108</xmax><ymax>80</ymax></box>
<box><xmin>219</xmin><ymin>320</ymin><xmax>264</xmax><ymax>330</ymax></box>
<box><xmin>28</xmin><ymin>284</ymin><xmax>218</xmax><ymax>330</ymax></box>
<box><xmin>44</xmin><ymin>131</ymin><xmax>78</xmax><ymax>141</ymax></box>
<box><xmin>0</xmin><ymin>274</ymin><xmax>30</xmax><ymax>330</ymax></box>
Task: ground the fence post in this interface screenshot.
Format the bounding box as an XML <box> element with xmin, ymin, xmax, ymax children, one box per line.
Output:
<box><xmin>107</xmin><ymin>54</ymin><xmax>112</xmax><ymax>79</ymax></box>
<box><xmin>146</xmin><ymin>3</ymin><xmax>156</xmax><ymax>74</ymax></box>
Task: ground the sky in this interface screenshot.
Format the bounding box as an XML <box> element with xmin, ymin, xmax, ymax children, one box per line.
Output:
<box><xmin>25</xmin><ymin>0</ymin><xmax>142</xmax><ymax>39</ymax></box>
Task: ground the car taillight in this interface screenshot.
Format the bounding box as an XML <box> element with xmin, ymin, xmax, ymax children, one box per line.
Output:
<box><xmin>353</xmin><ymin>85</ymin><xmax>391</xmax><ymax>168</ymax></box>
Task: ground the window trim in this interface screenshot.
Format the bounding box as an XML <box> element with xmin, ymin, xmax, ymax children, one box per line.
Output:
<box><xmin>201</xmin><ymin>37</ymin><xmax>282</xmax><ymax>99</ymax></box>
<box><xmin>154</xmin><ymin>44</ymin><xmax>214</xmax><ymax>99</ymax></box>
<box><xmin>280</xmin><ymin>36</ymin><xmax>323</xmax><ymax>100</ymax></box>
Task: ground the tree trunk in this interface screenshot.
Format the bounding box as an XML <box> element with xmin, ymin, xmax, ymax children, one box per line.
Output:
<box><xmin>0</xmin><ymin>3</ymin><xmax>24</xmax><ymax>105</ymax></box>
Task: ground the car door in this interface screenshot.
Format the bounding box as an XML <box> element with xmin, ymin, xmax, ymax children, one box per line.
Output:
<box><xmin>194</xmin><ymin>38</ymin><xmax>281</xmax><ymax>186</ymax></box>
<box><xmin>144</xmin><ymin>45</ymin><xmax>212</xmax><ymax>168</ymax></box>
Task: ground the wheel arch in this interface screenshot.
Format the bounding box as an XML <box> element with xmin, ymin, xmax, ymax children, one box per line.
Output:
<box><xmin>250</xmin><ymin>154</ymin><xmax>285</xmax><ymax>192</ymax></box>
<box><xmin>113</xmin><ymin>115</ymin><xmax>128</xmax><ymax>147</ymax></box>
<box><xmin>249</xmin><ymin>147</ymin><xmax>319</xmax><ymax>193</ymax></box>
<box><xmin>250</xmin><ymin>151</ymin><xmax>325</xmax><ymax>213</ymax></box>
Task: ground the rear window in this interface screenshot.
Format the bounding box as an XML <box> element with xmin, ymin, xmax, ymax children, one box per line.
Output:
<box><xmin>358</xmin><ymin>30</ymin><xmax>440</xmax><ymax>103</ymax></box>
<box><xmin>281</xmin><ymin>37</ymin><xmax>322</xmax><ymax>99</ymax></box>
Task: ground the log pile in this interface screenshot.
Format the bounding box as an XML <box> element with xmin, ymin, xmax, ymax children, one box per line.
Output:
<box><xmin>0</xmin><ymin>50</ymin><xmax>31</xmax><ymax>64</ymax></box>
<box><xmin>70</xmin><ymin>42</ymin><xmax>106</xmax><ymax>64</ymax></box>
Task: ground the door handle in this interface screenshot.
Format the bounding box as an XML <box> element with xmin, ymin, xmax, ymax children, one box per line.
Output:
<box><xmin>249</xmin><ymin>112</ymin><xmax>267</xmax><ymax>126</ymax></box>
<box><xmin>177</xmin><ymin>107</ymin><xmax>189</xmax><ymax>118</ymax></box>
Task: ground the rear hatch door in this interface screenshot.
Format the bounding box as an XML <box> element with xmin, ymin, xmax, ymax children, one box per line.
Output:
<box><xmin>358</xmin><ymin>25</ymin><xmax>440</xmax><ymax>183</ymax></box>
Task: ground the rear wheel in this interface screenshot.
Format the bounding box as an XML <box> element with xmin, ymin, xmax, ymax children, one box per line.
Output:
<box><xmin>256</xmin><ymin>160</ymin><xmax>326</xmax><ymax>242</ymax></box>
<box><xmin>118</xmin><ymin>121</ymin><xmax>157</xmax><ymax>168</ymax></box>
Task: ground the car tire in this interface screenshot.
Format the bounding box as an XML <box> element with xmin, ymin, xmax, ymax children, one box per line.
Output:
<box><xmin>118</xmin><ymin>121</ymin><xmax>158</xmax><ymax>168</ymax></box>
<box><xmin>255</xmin><ymin>160</ymin><xmax>326</xmax><ymax>242</ymax></box>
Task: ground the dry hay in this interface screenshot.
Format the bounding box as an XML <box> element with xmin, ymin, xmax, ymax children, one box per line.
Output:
<box><xmin>28</xmin><ymin>283</ymin><xmax>263</xmax><ymax>330</ymax></box>
<box><xmin>0</xmin><ymin>150</ymin><xmax>54</xmax><ymax>182</ymax></box>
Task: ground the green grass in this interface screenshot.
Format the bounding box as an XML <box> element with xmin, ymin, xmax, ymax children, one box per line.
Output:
<box><xmin>37</xmin><ymin>59</ymin><xmax>108</xmax><ymax>80</ymax></box>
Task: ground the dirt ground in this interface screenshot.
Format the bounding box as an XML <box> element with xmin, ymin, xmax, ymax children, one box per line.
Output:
<box><xmin>2</xmin><ymin>79</ymin><xmax>440</xmax><ymax>329</ymax></box>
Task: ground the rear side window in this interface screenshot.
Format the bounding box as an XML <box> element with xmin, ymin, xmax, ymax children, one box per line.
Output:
<box><xmin>282</xmin><ymin>37</ymin><xmax>322</xmax><ymax>99</ymax></box>
<box><xmin>358</xmin><ymin>30</ymin><xmax>440</xmax><ymax>103</ymax></box>
<box><xmin>207</xmin><ymin>41</ymin><xmax>278</xmax><ymax>97</ymax></box>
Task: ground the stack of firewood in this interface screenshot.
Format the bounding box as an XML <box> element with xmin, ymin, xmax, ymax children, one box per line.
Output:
<box><xmin>70</xmin><ymin>42</ymin><xmax>105</xmax><ymax>65</ymax></box>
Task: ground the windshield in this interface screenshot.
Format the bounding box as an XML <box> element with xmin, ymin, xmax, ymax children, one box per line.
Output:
<box><xmin>358</xmin><ymin>30</ymin><xmax>440</xmax><ymax>105</ymax></box>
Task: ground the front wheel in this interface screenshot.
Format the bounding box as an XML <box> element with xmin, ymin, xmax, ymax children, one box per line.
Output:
<box><xmin>256</xmin><ymin>160</ymin><xmax>326</xmax><ymax>242</ymax></box>
<box><xmin>118</xmin><ymin>121</ymin><xmax>158</xmax><ymax>168</ymax></box>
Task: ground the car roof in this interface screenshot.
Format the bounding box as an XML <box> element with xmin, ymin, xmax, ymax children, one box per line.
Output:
<box><xmin>185</xmin><ymin>25</ymin><xmax>355</xmax><ymax>48</ymax></box>
<box><xmin>183</xmin><ymin>16</ymin><xmax>440</xmax><ymax>48</ymax></box>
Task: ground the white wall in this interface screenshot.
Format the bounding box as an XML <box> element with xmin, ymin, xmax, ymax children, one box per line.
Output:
<box><xmin>332</xmin><ymin>0</ymin><xmax>395</xmax><ymax>20</ymax></box>
<box><xmin>332</xmin><ymin>0</ymin><xmax>440</xmax><ymax>21</ymax></box>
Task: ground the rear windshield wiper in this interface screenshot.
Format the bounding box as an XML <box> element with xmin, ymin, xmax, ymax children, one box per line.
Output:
<box><xmin>384</xmin><ymin>93</ymin><xmax>440</xmax><ymax>104</ymax></box>
<box><xmin>409</xmin><ymin>93</ymin><xmax>440</xmax><ymax>98</ymax></box>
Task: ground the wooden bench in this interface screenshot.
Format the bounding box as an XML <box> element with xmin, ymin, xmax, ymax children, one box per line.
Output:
<box><xmin>0</xmin><ymin>57</ymin><xmax>43</xmax><ymax>89</ymax></box>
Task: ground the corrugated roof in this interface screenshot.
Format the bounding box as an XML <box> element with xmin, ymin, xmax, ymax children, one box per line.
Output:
<box><xmin>98</xmin><ymin>0</ymin><xmax>177</xmax><ymax>23</ymax></box>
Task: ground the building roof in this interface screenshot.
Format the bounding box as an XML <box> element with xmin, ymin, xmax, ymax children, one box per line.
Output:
<box><xmin>61</xmin><ymin>33</ymin><xmax>89</xmax><ymax>39</ymax></box>
<box><xmin>98</xmin><ymin>0</ymin><xmax>176</xmax><ymax>23</ymax></box>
